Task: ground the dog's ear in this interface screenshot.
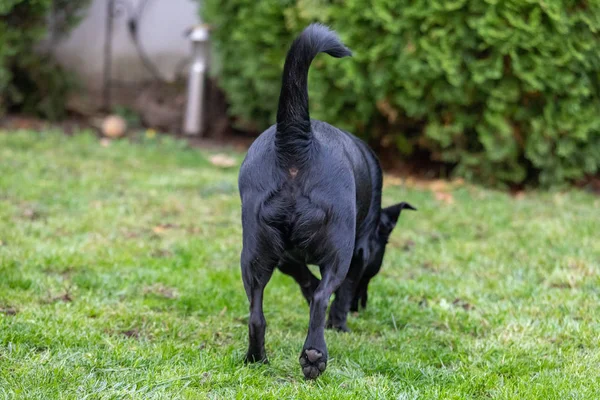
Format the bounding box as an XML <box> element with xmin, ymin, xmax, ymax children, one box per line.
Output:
<box><xmin>379</xmin><ymin>202</ymin><xmax>416</xmax><ymax>236</ymax></box>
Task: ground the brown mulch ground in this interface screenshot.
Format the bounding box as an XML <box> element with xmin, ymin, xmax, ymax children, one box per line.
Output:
<box><xmin>0</xmin><ymin>114</ymin><xmax>254</xmax><ymax>152</ymax></box>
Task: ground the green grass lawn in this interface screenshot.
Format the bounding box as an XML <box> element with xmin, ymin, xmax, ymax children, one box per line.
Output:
<box><xmin>1</xmin><ymin>130</ymin><xmax>599</xmax><ymax>399</ymax></box>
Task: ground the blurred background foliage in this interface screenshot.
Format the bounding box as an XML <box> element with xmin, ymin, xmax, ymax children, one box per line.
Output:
<box><xmin>2</xmin><ymin>0</ymin><xmax>599</xmax><ymax>187</ymax></box>
<box><xmin>0</xmin><ymin>0</ymin><xmax>90</xmax><ymax>120</ymax></box>
<box><xmin>201</xmin><ymin>0</ymin><xmax>600</xmax><ymax>186</ymax></box>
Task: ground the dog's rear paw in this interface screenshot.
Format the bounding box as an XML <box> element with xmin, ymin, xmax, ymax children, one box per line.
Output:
<box><xmin>299</xmin><ymin>348</ymin><xmax>327</xmax><ymax>379</ymax></box>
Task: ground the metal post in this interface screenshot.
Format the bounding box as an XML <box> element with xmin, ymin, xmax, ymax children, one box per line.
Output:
<box><xmin>183</xmin><ymin>25</ymin><xmax>210</xmax><ymax>136</ymax></box>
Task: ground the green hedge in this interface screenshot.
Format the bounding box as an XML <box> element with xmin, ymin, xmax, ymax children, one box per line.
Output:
<box><xmin>202</xmin><ymin>0</ymin><xmax>600</xmax><ymax>186</ymax></box>
<box><xmin>0</xmin><ymin>0</ymin><xmax>89</xmax><ymax>120</ymax></box>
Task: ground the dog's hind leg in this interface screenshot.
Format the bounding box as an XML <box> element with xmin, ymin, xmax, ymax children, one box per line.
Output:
<box><xmin>299</xmin><ymin>243</ymin><xmax>354</xmax><ymax>379</ymax></box>
<box><xmin>241</xmin><ymin>248</ymin><xmax>276</xmax><ymax>364</ymax></box>
<box><xmin>278</xmin><ymin>260</ymin><xmax>320</xmax><ymax>305</ymax></box>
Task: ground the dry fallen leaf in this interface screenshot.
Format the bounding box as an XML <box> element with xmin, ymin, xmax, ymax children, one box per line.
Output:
<box><xmin>209</xmin><ymin>154</ymin><xmax>236</xmax><ymax>168</ymax></box>
<box><xmin>152</xmin><ymin>225</ymin><xmax>166</xmax><ymax>234</ymax></box>
<box><xmin>514</xmin><ymin>191</ymin><xmax>526</xmax><ymax>200</ymax></box>
<box><xmin>434</xmin><ymin>191</ymin><xmax>454</xmax><ymax>204</ymax></box>
<box><xmin>429</xmin><ymin>180</ymin><xmax>449</xmax><ymax>192</ymax></box>
<box><xmin>383</xmin><ymin>175</ymin><xmax>465</xmax><ymax>190</ymax></box>
<box><xmin>383</xmin><ymin>175</ymin><xmax>404</xmax><ymax>188</ymax></box>
<box><xmin>100</xmin><ymin>138</ymin><xmax>111</xmax><ymax>147</ymax></box>
<box><xmin>152</xmin><ymin>223</ymin><xmax>177</xmax><ymax>234</ymax></box>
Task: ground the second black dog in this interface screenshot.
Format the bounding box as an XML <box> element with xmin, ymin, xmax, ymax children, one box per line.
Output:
<box><xmin>238</xmin><ymin>23</ymin><xmax>415</xmax><ymax>379</ymax></box>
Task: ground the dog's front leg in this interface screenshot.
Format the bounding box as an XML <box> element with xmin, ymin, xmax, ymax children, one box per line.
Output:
<box><xmin>327</xmin><ymin>258</ymin><xmax>364</xmax><ymax>331</ymax></box>
<box><xmin>326</xmin><ymin>281</ymin><xmax>355</xmax><ymax>332</ymax></box>
<box><xmin>299</xmin><ymin>250</ymin><xmax>352</xmax><ymax>379</ymax></box>
<box><xmin>350</xmin><ymin>275</ymin><xmax>371</xmax><ymax>312</ymax></box>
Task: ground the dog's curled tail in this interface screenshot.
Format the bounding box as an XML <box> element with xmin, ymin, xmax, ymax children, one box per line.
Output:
<box><xmin>275</xmin><ymin>23</ymin><xmax>352</xmax><ymax>167</ymax></box>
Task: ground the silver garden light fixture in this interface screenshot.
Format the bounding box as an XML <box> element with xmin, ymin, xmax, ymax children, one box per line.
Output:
<box><xmin>183</xmin><ymin>24</ymin><xmax>211</xmax><ymax>135</ymax></box>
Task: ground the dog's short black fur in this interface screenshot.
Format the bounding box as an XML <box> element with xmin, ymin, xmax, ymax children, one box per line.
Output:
<box><xmin>238</xmin><ymin>23</ymin><xmax>415</xmax><ymax>379</ymax></box>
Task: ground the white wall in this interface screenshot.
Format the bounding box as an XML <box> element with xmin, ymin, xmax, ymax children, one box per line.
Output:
<box><xmin>53</xmin><ymin>0</ymin><xmax>201</xmax><ymax>91</ymax></box>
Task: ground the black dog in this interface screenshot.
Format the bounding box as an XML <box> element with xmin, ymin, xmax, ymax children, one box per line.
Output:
<box><xmin>348</xmin><ymin>201</ymin><xmax>416</xmax><ymax>314</ymax></box>
<box><xmin>238</xmin><ymin>23</ymin><xmax>415</xmax><ymax>379</ymax></box>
